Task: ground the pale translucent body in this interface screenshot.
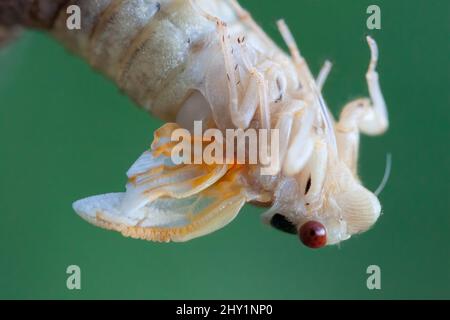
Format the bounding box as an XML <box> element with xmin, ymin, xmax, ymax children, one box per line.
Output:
<box><xmin>61</xmin><ymin>0</ymin><xmax>389</xmax><ymax>245</ymax></box>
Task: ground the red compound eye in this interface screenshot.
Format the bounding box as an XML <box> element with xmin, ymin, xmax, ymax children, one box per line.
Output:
<box><xmin>299</xmin><ymin>221</ymin><xmax>327</xmax><ymax>249</ymax></box>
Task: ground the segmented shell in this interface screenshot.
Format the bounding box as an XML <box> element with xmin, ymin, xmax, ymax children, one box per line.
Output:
<box><xmin>52</xmin><ymin>0</ymin><xmax>250</xmax><ymax>121</ymax></box>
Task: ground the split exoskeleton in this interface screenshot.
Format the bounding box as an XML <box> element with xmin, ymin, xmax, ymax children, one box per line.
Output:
<box><xmin>56</xmin><ymin>0</ymin><xmax>390</xmax><ymax>248</ymax></box>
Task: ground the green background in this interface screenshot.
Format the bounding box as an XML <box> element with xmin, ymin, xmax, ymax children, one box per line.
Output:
<box><xmin>0</xmin><ymin>0</ymin><xmax>448</xmax><ymax>299</ymax></box>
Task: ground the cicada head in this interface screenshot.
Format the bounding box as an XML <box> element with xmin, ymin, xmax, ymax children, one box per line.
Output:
<box><xmin>263</xmin><ymin>158</ymin><xmax>382</xmax><ymax>249</ymax></box>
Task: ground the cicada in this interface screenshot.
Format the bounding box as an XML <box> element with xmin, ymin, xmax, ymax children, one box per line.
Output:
<box><xmin>2</xmin><ymin>0</ymin><xmax>389</xmax><ymax>248</ymax></box>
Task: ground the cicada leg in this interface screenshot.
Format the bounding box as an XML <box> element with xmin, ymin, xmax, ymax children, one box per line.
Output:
<box><xmin>276</xmin><ymin>19</ymin><xmax>316</xmax><ymax>91</ymax></box>
<box><xmin>316</xmin><ymin>60</ymin><xmax>333</xmax><ymax>92</ymax></box>
<box><xmin>227</xmin><ymin>0</ymin><xmax>278</xmax><ymax>49</ymax></box>
<box><xmin>276</xmin><ymin>19</ymin><xmax>338</xmax><ymax>157</ymax></box>
<box><xmin>272</xmin><ymin>100</ymin><xmax>313</xmax><ymax>176</ymax></box>
<box><xmin>336</xmin><ymin>36</ymin><xmax>389</xmax><ymax>173</ymax></box>
<box><xmin>282</xmin><ymin>102</ymin><xmax>316</xmax><ymax>176</ymax></box>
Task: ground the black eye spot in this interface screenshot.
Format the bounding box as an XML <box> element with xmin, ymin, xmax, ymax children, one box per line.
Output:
<box><xmin>276</xmin><ymin>77</ymin><xmax>282</xmax><ymax>91</ymax></box>
<box><xmin>304</xmin><ymin>175</ymin><xmax>312</xmax><ymax>195</ymax></box>
<box><xmin>270</xmin><ymin>214</ymin><xmax>297</xmax><ymax>235</ymax></box>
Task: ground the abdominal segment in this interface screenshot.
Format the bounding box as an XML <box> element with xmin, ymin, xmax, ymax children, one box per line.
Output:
<box><xmin>51</xmin><ymin>0</ymin><xmax>243</xmax><ymax>122</ymax></box>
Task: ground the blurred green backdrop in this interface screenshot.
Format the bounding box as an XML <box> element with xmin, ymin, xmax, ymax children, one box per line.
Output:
<box><xmin>0</xmin><ymin>0</ymin><xmax>449</xmax><ymax>299</ymax></box>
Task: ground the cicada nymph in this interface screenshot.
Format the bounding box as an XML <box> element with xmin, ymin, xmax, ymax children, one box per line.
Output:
<box><xmin>7</xmin><ymin>0</ymin><xmax>390</xmax><ymax>247</ymax></box>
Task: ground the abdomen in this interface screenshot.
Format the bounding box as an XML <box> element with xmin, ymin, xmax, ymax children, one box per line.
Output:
<box><xmin>52</xmin><ymin>0</ymin><xmax>239</xmax><ymax>121</ymax></box>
